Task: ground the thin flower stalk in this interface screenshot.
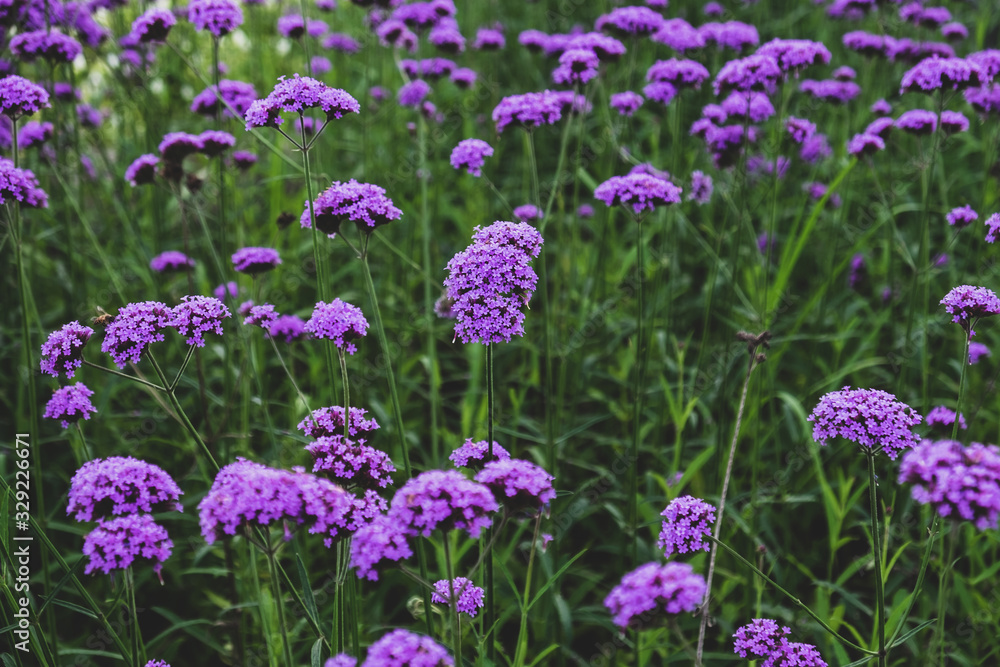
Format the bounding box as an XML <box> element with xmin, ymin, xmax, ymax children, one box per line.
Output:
<box><xmin>513</xmin><ymin>514</ymin><xmax>543</xmax><ymax>667</ymax></box>
<box><xmin>418</xmin><ymin>115</ymin><xmax>441</xmax><ymax>463</ymax></box>
<box><xmin>443</xmin><ymin>532</ymin><xmax>462</xmax><ymax>663</ymax></box>
<box><xmin>867</xmin><ymin>451</ymin><xmax>887</xmax><ymax>667</ymax></box>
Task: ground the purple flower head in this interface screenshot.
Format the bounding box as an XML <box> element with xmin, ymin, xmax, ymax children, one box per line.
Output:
<box><xmin>808</xmin><ymin>387</ymin><xmax>922</xmax><ymax>460</ymax></box>
<box><xmin>833</xmin><ymin>66</ymin><xmax>856</xmax><ymax>81</ymax></box>
<box><xmin>125</xmin><ymin>154</ymin><xmax>159</xmax><ymax>186</ymax></box>
<box><xmin>770</xmin><ymin>642</ymin><xmax>828</xmax><ymax>666</ymax></box>
<box><xmin>432</xmin><ymin>578</ymin><xmax>484</xmax><ymax>617</ymax></box>
<box><xmin>151</xmin><ymin>250</ymin><xmax>196</xmax><ymax>272</ymax></box>
<box><xmin>158</xmin><ymin>132</ymin><xmax>202</xmax><ymax>162</ymax></box>
<box><xmin>305</xmin><ymin>299</ymin><xmax>368</xmax><ymax>355</ymax></box>
<box><xmin>921</xmin><ymin>41</ymin><xmax>956</xmax><ymax>60</ymax></box>
<box><xmin>303</xmin><ymin>179</ymin><xmax>402</xmax><ymax>236</ymax></box>
<box><xmin>986</xmin><ymin>213</ymin><xmax>1000</xmax><ymax>243</ymax></box>
<box><xmin>566</xmin><ymin>32</ymin><xmax>626</xmax><ymax>62</ymax></box>
<box><xmin>300</xmin><ymin>405</ymin><xmax>379</xmax><ymax>440</ymax></box>
<box><xmin>513</xmin><ymin>204</ymin><xmax>542</xmax><ymax>222</ymax></box>
<box><xmin>244</xmin><ymin>304</ymin><xmax>278</xmax><ymax>329</ymax></box>
<box><xmin>577</xmin><ymin>203</ymin><xmax>595</xmax><ymax>218</ymax></box>
<box><xmin>83</xmin><ymin>514</ymin><xmax>172</xmax><ymax>577</ymax></box>
<box><xmin>940</xmin><ymin>110</ymin><xmax>969</xmax><ymax>134</ymax></box>
<box><xmin>10</xmin><ymin>29</ymin><xmax>82</xmax><ymax>63</ymax></box>
<box><xmin>269</xmin><ymin>315</ymin><xmax>307</xmax><ymax>342</ymax></box>
<box><xmin>699</xmin><ymin>21</ymin><xmax>759</xmax><ymax>52</ymax></box>
<box><xmin>688</xmin><ymin>170</ymin><xmax>713</xmax><ymax>204</ymax></box>
<box><xmin>651</xmin><ymin>18</ymin><xmax>704</xmax><ymax>52</ymax></box>
<box><xmin>967</xmin><ymin>50</ymin><xmax>1000</xmax><ymax>82</ymax></box>
<box><xmin>306</xmin><ymin>436</ymin><xmax>395</xmax><ymax>488</ymax></box>
<box><xmin>449</xmin><ymin>438</ymin><xmax>511</xmax><ymax>471</ymax></box>
<box><xmin>733</xmin><ymin>619</ymin><xmax>789</xmax><ymax>660</ymax></box>
<box><xmin>324</xmin><ymin>657</ymin><xmax>355</xmax><ymax>667</ymax></box>
<box><xmin>323</xmin><ymin>32</ymin><xmax>360</xmax><ymax>53</ymax></box>
<box><xmin>646</xmin><ymin>58</ymin><xmax>710</xmax><ymax>89</ymax></box>
<box><xmin>848</xmin><ymin>252</ymin><xmax>865</xmax><ymax>287</ymax></box>
<box><xmin>901</xmin><ymin>57</ymin><xmax>984</xmax><ymax>94</ymax></box>
<box><xmin>397</xmin><ymin>79</ymin><xmax>430</xmax><ymax>108</ymax></box>
<box><xmin>364</xmin><ymin>629</ymin><xmax>453</xmax><ymax>666</ymax></box>
<box><xmin>947</xmin><ymin>205</ymin><xmax>977</xmax><ymax>228</ymax></box>
<box><xmin>450</xmin><ymin>138</ymin><xmax>493</xmax><ymax>176</ymax></box>
<box><xmin>941</xmin><ymin>285</ymin><xmax>1000</xmax><ymax>338</ymax></box>
<box><xmin>800</xmin><ymin>133</ymin><xmax>832</xmax><ymax>163</ymax></box>
<box><xmin>277</xmin><ymin>14</ymin><xmax>307</xmax><ymax>39</ymax></box>
<box><xmin>970</xmin><ymin>342</ymin><xmax>991</xmax><ymax>365</ymax></box>
<box><xmin>198</xmin><ymin>130</ymin><xmax>236</xmax><ymax>157</ymax></box>
<box><xmin>444</xmin><ymin>221</ymin><xmax>544</xmax><ymax>344</ymax></box>
<box><xmin>492</xmin><ymin>90</ymin><xmax>563</xmax><ymax>133</ymax></box>
<box><xmin>896</xmin><ymin>109</ymin><xmax>937</xmax><ymax>135</ymax></box>
<box><xmin>191</xmin><ymin>80</ymin><xmax>258</xmax><ymax>119</ymax></box>
<box><xmin>925</xmin><ymin>406</ymin><xmax>967</xmax><ymax>431</ymax></box>
<box><xmin>350</xmin><ymin>512</ymin><xmax>413</xmax><ymax>580</ymax></box>
<box><xmin>642</xmin><ymin>81</ymin><xmax>677</xmax><ymax>106</ymax></box>
<box><xmin>799</xmin><ymin>79</ymin><xmax>860</xmax><ymax>104</ymax></box>
<box><xmin>884</xmin><ymin>36</ymin><xmax>922</xmax><ymax>63</ymax></box>
<box><xmin>244</xmin><ymin>75</ymin><xmax>360</xmax><ymax>130</ymax></box>
<box><xmin>198</xmin><ymin>459</ymin><xmax>354</xmax><ymax>547</ymax></box>
<box><xmin>604</xmin><ymin>561</ymin><xmax>706</xmax><ymax>629</ymax></box>
<box><xmin>232</xmin><ymin>150</ymin><xmax>257</xmax><ymax>170</ymax></box>
<box><xmin>171</xmin><ymin>295</ymin><xmax>230</xmax><ymax>347</ymax></box>
<box><xmin>429</xmin><ymin>20</ymin><xmax>465</xmax><ymax>53</ymax></box>
<box><xmin>713</xmin><ymin>54</ymin><xmax>781</xmax><ymax>95</ymax></box>
<box><xmin>44</xmin><ymin>383</ymin><xmax>97</xmax><ymax>429</ymax></box>
<box><xmin>871</xmin><ymin>99</ymin><xmax>892</xmax><ymax>115</ymax></box>
<box><xmin>132</xmin><ymin>8</ymin><xmax>176</xmax><ymax>42</ymax></box>
<box><xmin>847</xmin><ymin>133</ymin><xmax>885</xmax><ymax>157</ymax></box>
<box><xmin>785</xmin><ymin>116</ymin><xmax>816</xmax><ymax>144</ymax></box>
<box><xmin>594</xmin><ymin>173</ymin><xmax>682</xmax><ymax>216</ymax></box>
<box><xmin>389</xmin><ymin>469</ymin><xmax>498</xmax><ymax>537</ymax></box>
<box><xmin>900</xmin><ymin>440</ymin><xmax>1000</xmax><ymax>530</ymax></box>
<box><xmin>474</xmin><ymin>27</ymin><xmax>505</xmax><ymax>50</ymax></box>
<box><xmin>16</xmin><ymin>120</ymin><xmax>52</xmax><ymax>149</ymax></box>
<box><xmin>703</xmin><ymin>2</ymin><xmax>724</xmax><ymax>16</ymax></box>
<box><xmin>610</xmin><ymin>91</ymin><xmax>643</xmax><ymax>116</ymax></box>
<box><xmin>0</xmin><ymin>75</ymin><xmax>50</xmax><ymax>119</ymax></box>
<box><xmin>376</xmin><ymin>19</ymin><xmax>418</xmax><ymax>51</ymax></box>
<box><xmin>658</xmin><ymin>495</ymin><xmax>716</xmax><ymax>555</ymax></box>
<box><xmin>552</xmin><ymin>48</ymin><xmax>600</xmax><ymax>85</ymax></box>
<box><xmin>67</xmin><ymin>456</ymin><xmax>183</xmax><ymax>522</ymax></box>
<box><xmin>475</xmin><ymin>458</ymin><xmax>555</xmax><ymax>513</ymax></box>
<box><xmin>232</xmin><ymin>247</ymin><xmax>281</xmax><ymax>274</ymax></box>
<box><xmin>450</xmin><ymin>67</ymin><xmax>477</xmax><ymax>88</ymax></box>
<box><xmin>187</xmin><ymin>0</ymin><xmax>243</xmax><ymax>36</ymax></box>
<box><xmin>76</xmin><ymin>105</ymin><xmax>103</xmax><ymax>129</ymax></box>
<box><xmin>755</xmin><ymin>38</ymin><xmax>831</xmax><ymax>74</ymax></box>
<box><xmin>865</xmin><ymin>117</ymin><xmax>894</xmax><ymax>139</ymax></box>
<box><xmin>214</xmin><ymin>281</ymin><xmax>238</xmax><ymax>300</ymax></box>
<box><xmin>595</xmin><ymin>6</ymin><xmax>664</xmax><ymax>36</ymax></box>
<box><xmin>721</xmin><ymin>91</ymin><xmax>774</xmax><ymax>122</ymax></box>
<box><xmin>40</xmin><ymin>321</ymin><xmax>93</xmax><ymax>378</ymax></box>
<box><xmin>518</xmin><ymin>29</ymin><xmax>549</xmax><ymax>53</ymax></box>
<box><xmin>101</xmin><ymin>301</ymin><xmax>172</xmax><ymax>368</ymax></box>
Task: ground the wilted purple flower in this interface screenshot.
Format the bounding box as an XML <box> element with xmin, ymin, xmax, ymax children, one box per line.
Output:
<box><xmin>0</xmin><ymin>75</ymin><xmax>50</xmax><ymax>119</ymax></box>
<box><xmin>552</xmin><ymin>48</ymin><xmax>600</xmax><ymax>85</ymax></box>
<box><xmin>305</xmin><ymin>299</ymin><xmax>368</xmax><ymax>355</ymax></box>
<box><xmin>432</xmin><ymin>578</ymin><xmax>484</xmax><ymax>617</ymax></box>
<box><xmin>390</xmin><ymin>469</ymin><xmax>498</xmax><ymax>538</ymax></box>
<box><xmin>651</xmin><ymin>18</ymin><xmax>705</xmax><ymax>52</ymax></box>
<box><xmin>150</xmin><ymin>251</ymin><xmax>195</xmax><ymax>272</ymax></box>
<box><xmin>721</xmin><ymin>91</ymin><xmax>774</xmax><ymax>122</ymax></box>
<box><xmin>940</xmin><ymin>285</ymin><xmax>1000</xmax><ymax>338</ymax></box>
<box><xmin>595</xmin><ymin>6</ymin><xmax>664</xmax><ymax>36</ymax></box>
<box><xmin>900</xmin><ymin>440</ymin><xmax>1000</xmax><ymax>530</ymax></box>
<box><xmin>925</xmin><ymin>406</ymin><xmax>967</xmax><ymax>431</ymax></box>
<box><xmin>364</xmin><ymin>629</ymin><xmax>453</xmax><ymax>666</ymax></box>
<box><xmin>594</xmin><ymin>173</ymin><xmax>682</xmax><ymax>216</ymax></box>
<box><xmin>68</xmin><ymin>456</ymin><xmax>183</xmax><ymax>522</ymax></box>
<box><xmin>83</xmin><ymin>514</ymin><xmax>173</xmax><ymax>577</ymax></box>
<box><xmin>799</xmin><ymin>79</ymin><xmax>860</xmax><ymax>103</ymax></box>
<box><xmin>191</xmin><ymin>80</ymin><xmax>258</xmax><ymax>119</ymax></box>
<box><xmin>171</xmin><ymin>295</ymin><xmax>230</xmax><ymax>347</ymax></box>
<box><xmin>901</xmin><ymin>57</ymin><xmax>984</xmax><ymax>94</ymax></box>
<box><xmin>303</xmin><ymin>179</ymin><xmax>402</xmax><ymax>235</ymax></box>
<box><xmin>492</xmin><ymin>90</ymin><xmax>563</xmax><ymax>133</ymax></box>
<box><xmin>604</xmin><ymin>562</ymin><xmax>706</xmax><ymax>629</ymax></box>
<box><xmin>40</xmin><ymin>322</ymin><xmax>93</xmax><ymax>379</ymax></box>
<box><xmin>450</xmin><ymin>138</ymin><xmax>493</xmax><ymax>176</ymax></box>
<box><xmin>713</xmin><ymin>54</ymin><xmax>781</xmax><ymax>95</ymax></box>
<box><xmin>688</xmin><ymin>170</ymin><xmax>713</xmax><ymax>204</ymax></box>
<box><xmin>188</xmin><ymin>0</ymin><xmax>243</xmax><ymax>37</ymax></box>
<box><xmin>986</xmin><ymin>213</ymin><xmax>1000</xmax><ymax>243</ymax></box>
<box><xmin>800</xmin><ymin>133</ymin><xmax>832</xmax><ymax>163</ymax></box>
<box><xmin>808</xmin><ymin>387</ymin><xmax>922</xmax><ymax>459</ymax></box>
<box><xmin>940</xmin><ymin>110</ymin><xmax>969</xmax><ymax>133</ymax></box>
<box><xmin>847</xmin><ymin>133</ymin><xmax>885</xmax><ymax>157</ymax></box>
<box><xmin>10</xmin><ymin>29</ymin><xmax>82</xmax><ymax>63</ymax></box>
<box><xmin>513</xmin><ymin>204</ymin><xmax>542</xmax><ymax>222</ymax></box>
<box><xmin>198</xmin><ymin>459</ymin><xmax>355</xmax><ymax>546</ymax></box>
<box><xmin>947</xmin><ymin>205</ymin><xmax>977</xmax><ymax>228</ymax></box>
<box><xmin>970</xmin><ymin>342</ymin><xmax>991</xmax><ymax>364</ymax></box>
<box><xmin>475</xmin><ymin>458</ymin><xmax>555</xmax><ymax>513</ymax></box>
<box><xmin>896</xmin><ymin>109</ymin><xmax>937</xmax><ymax>135</ymax></box>
<box><xmin>158</xmin><ymin>132</ymin><xmax>202</xmax><ymax>162</ymax></box>
<box><xmin>131</xmin><ymin>8</ymin><xmax>176</xmax><ymax>42</ymax></box>
<box><xmin>658</xmin><ymin>495</ymin><xmax>715</xmax><ymax>555</ymax></box>
<box><xmin>610</xmin><ymin>91</ymin><xmax>643</xmax><ymax>116</ymax></box>
<box><xmin>125</xmin><ymin>154</ymin><xmax>159</xmax><ymax>186</ymax></box>
<box><xmin>755</xmin><ymin>38</ymin><xmax>831</xmax><ymax>73</ymax></box>
<box><xmin>699</xmin><ymin>21</ymin><xmax>759</xmax><ymax>51</ymax></box>
<box><xmin>232</xmin><ymin>247</ymin><xmax>281</xmax><ymax>274</ymax></box>
<box><xmin>871</xmin><ymin>98</ymin><xmax>892</xmax><ymax>115</ymax></box>
<box><xmin>646</xmin><ymin>58</ymin><xmax>710</xmax><ymax>89</ymax></box>
<box><xmin>244</xmin><ymin>75</ymin><xmax>360</xmax><ymax>130</ymax></box>
<box><xmin>449</xmin><ymin>438</ymin><xmax>511</xmax><ymax>470</ymax></box>
<box><xmin>44</xmin><ymin>383</ymin><xmax>97</xmax><ymax>429</ymax></box>
<box><xmin>269</xmin><ymin>315</ymin><xmax>307</xmax><ymax>342</ymax></box>
<box><xmin>101</xmin><ymin>301</ymin><xmax>172</xmax><ymax>368</ymax></box>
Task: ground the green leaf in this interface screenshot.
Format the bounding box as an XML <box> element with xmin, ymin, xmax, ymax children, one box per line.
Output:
<box><xmin>525</xmin><ymin>644</ymin><xmax>560</xmax><ymax>667</ymax></box>
<box><xmin>296</xmin><ymin>553</ymin><xmax>321</xmax><ymax>629</ymax></box>
<box><xmin>311</xmin><ymin>638</ymin><xmax>324</xmax><ymax>667</ymax></box>
<box><xmin>526</xmin><ymin>549</ymin><xmax>587</xmax><ymax>612</ymax></box>
<box><xmin>888</xmin><ymin>618</ymin><xmax>937</xmax><ymax>649</ymax></box>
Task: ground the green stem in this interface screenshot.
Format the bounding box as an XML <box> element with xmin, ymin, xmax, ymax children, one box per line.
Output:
<box><xmin>148</xmin><ymin>353</ymin><xmax>220</xmax><ymax>472</ymax></box>
<box><xmin>417</xmin><ymin>115</ymin><xmax>440</xmax><ymax>464</ymax></box>
<box><xmin>936</xmin><ymin>527</ymin><xmax>955</xmax><ymax>665</ymax></box>
<box><xmin>629</xmin><ymin>217</ymin><xmax>645</xmax><ymax>567</ymax></box>
<box><xmin>886</xmin><ymin>515</ymin><xmax>940</xmax><ymax>648</ymax></box>
<box><xmin>513</xmin><ymin>514</ymin><xmax>543</xmax><ymax>667</ymax></box>
<box><xmin>212</xmin><ymin>35</ymin><xmax>228</xmax><ymax>262</ymax></box>
<box><xmin>126</xmin><ymin>567</ymin><xmax>145</xmax><ymax>667</ymax></box>
<box><xmin>265</xmin><ymin>533</ymin><xmax>295</xmax><ymax>667</ymax></box>
<box><xmin>443</xmin><ymin>532</ymin><xmax>463</xmax><ymax>664</ymax></box>
<box><xmin>953</xmin><ymin>336</ymin><xmax>971</xmax><ymax>441</ymax></box>
<box><xmin>485</xmin><ymin>342</ymin><xmax>497</xmax><ymax>663</ymax></box>
<box><xmin>868</xmin><ymin>452</ymin><xmax>887</xmax><ymax>667</ymax></box>
<box><xmin>171</xmin><ymin>346</ymin><xmax>197</xmax><ymax>392</ymax></box>
<box><xmin>339</xmin><ymin>349</ymin><xmax>350</xmax><ymax>441</ymax></box>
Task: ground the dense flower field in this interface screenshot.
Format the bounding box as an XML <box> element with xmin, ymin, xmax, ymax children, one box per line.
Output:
<box><xmin>3</xmin><ymin>0</ymin><xmax>1000</xmax><ymax>665</ymax></box>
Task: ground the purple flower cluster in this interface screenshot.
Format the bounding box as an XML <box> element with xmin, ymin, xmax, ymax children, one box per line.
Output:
<box><xmin>431</xmin><ymin>577</ymin><xmax>485</xmax><ymax>617</ymax></box>
<box><xmin>303</xmin><ymin>179</ymin><xmax>402</xmax><ymax>235</ymax></box>
<box><xmin>594</xmin><ymin>173</ymin><xmax>682</xmax><ymax>216</ymax></box>
<box><xmin>474</xmin><ymin>459</ymin><xmax>555</xmax><ymax>513</ymax></box>
<box><xmin>940</xmin><ymin>285</ymin><xmax>1000</xmax><ymax>337</ymax></box>
<box><xmin>552</xmin><ymin>48</ymin><xmax>600</xmax><ymax>85</ymax></box>
<box><xmin>713</xmin><ymin>55</ymin><xmax>781</xmax><ymax>95</ymax></box>
<box><xmin>44</xmin><ymin>383</ymin><xmax>97</xmax><ymax>429</ymax></box>
<box><xmin>799</xmin><ymin>79</ymin><xmax>860</xmax><ymax>104</ymax></box>
<box><xmin>397</xmin><ymin>79</ymin><xmax>430</xmax><ymax>107</ymax></box>
<box><xmin>900</xmin><ymin>440</ymin><xmax>1000</xmax><ymax>530</ymax></box>
<box><xmin>449</xmin><ymin>438</ymin><xmax>511</xmax><ymax>470</ymax></box>
<box><xmin>925</xmin><ymin>406</ymin><xmax>967</xmax><ymax>431</ymax></box>
<box><xmin>171</xmin><ymin>295</ymin><xmax>231</xmax><ymax>347</ymax></box>
<box><xmin>755</xmin><ymin>38</ymin><xmax>831</xmax><ymax>73</ymax></box>
<box><xmin>970</xmin><ymin>342</ymin><xmax>991</xmax><ymax>365</ymax></box>
<box><xmin>513</xmin><ymin>204</ymin><xmax>542</xmax><ymax>222</ymax></box>
<box><xmin>698</xmin><ymin>21</ymin><xmax>759</xmax><ymax>51</ymax></box>
<box><xmin>130</xmin><ymin>8</ymin><xmax>176</xmax><ymax>43</ymax></box>
<box><xmin>304</xmin><ymin>299</ymin><xmax>368</xmax><ymax>354</ymax></box>
<box><xmin>187</xmin><ymin>0</ymin><xmax>243</xmax><ymax>37</ymax></box>
<box><xmin>232</xmin><ymin>246</ymin><xmax>281</xmax><ymax>274</ymax></box>
<box><xmin>947</xmin><ymin>205</ymin><xmax>978</xmax><ymax>228</ymax></box>
<box><xmin>688</xmin><ymin>170</ymin><xmax>713</xmax><ymax>204</ymax></box>
<box><xmin>364</xmin><ymin>629</ymin><xmax>453</xmax><ymax>666</ymax></box>
<box><xmin>658</xmin><ymin>495</ymin><xmax>716</xmax><ymax>556</ymax></box>
<box><xmin>900</xmin><ymin>57</ymin><xmax>984</xmax><ymax>94</ymax></box>
<box><xmin>986</xmin><ymin>213</ymin><xmax>1000</xmax><ymax>243</ymax></box>
<box><xmin>10</xmin><ymin>30</ymin><xmax>81</xmax><ymax>64</ymax></box>
<box><xmin>450</xmin><ymin>138</ymin><xmax>493</xmax><ymax>176</ymax></box>
<box><xmin>733</xmin><ymin>619</ymin><xmax>827</xmax><ymax>666</ymax></box>
<box><xmin>151</xmin><ymin>251</ymin><xmax>196</xmax><ymax>272</ymax></box>
<box><xmin>125</xmin><ymin>154</ymin><xmax>159</xmax><ymax>187</ymax></box>
<box><xmin>492</xmin><ymin>90</ymin><xmax>563</xmax><ymax>133</ymax></box>
<box><xmin>721</xmin><ymin>92</ymin><xmax>774</xmax><ymax>123</ymax></box>
<box><xmin>83</xmin><ymin>514</ymin><xmax>173</xmax><ymax>577</ymax></box>
<box><xmin>604</xmin><ymin>562</ymin><xmax>706</xmax><ymax>629</ymax></box>
<box><xmin>595</xmin><ymin>6</ymin><xmax>664</xmax><ymax>36</ymax></box>
<box><xmin>191</xmin><ymin>80</ymin><xmax>258</xmax><ymax>119</ymax></box>
<box><xmin>443</xmin><ymin>221</ymin><xmax>544</xmax><ymax>344</ymax></box>
<box><xmin>198</xmin><ymin>459</ymin><xmax>355</xmax><ymax>546</ymax></box>
<box><xmin>244</xmin><ymin>75</ymin><xmax>360</xmax><ymax>129</ymax></box>
<box><xmin>0</xmin><ymin>158</ymin><xmax>48</xmax><ymax>208</ymax></box>
<box><xmin>646</xmin><ymin>59</ymin><xmax>710</xmax><ymax>89</ymax></box>
<box><xmin>847</xmin><ymin>133</ymin><xmax>885</xmax><ymax>158</ymax></box>
<box><xmin>40</xmin><ymin>321</ymin><xmax>93</xmax><ymax>378</ymax></box>
<box><xmin>68</xmin><ymin>456</ymin><xmax>183</xmax><ymax>522</ymax></box>
<box><xmin>299</xmin><ymin>406</ymin><xmax>379</xmax><ymax>439</ymax></box>
<box><xmin>349</xmin><ymin>513</ymin><xmax>414</xmax><ymax>580</ymax></box>
<box><xmin>610</xmin><ymin>91</ymin><xmax>644</xmax><ymax>116</ymax></box>
<box><xmin>896</xmin><ymin>109</ymin><xmax>937</xmax><ymax>135</ymax></box>
<box><xmin>808</xmin><ymin>387</ymin><xmax>922</xmax><ymax>460</ymax></box>
<box><xmin>305</xmin><ymin>435</ymin><xmax>395</xmax><ymax>488</ymax></box>
<box><xmin>100</xmin><ymin>301</ymin><xmax>173</xmax><ymax>368</ymax></box>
